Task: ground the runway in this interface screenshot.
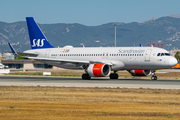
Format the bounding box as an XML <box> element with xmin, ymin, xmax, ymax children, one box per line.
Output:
<box><xmin>0</xmin><ymin>75</ymin><xmax>179</xmax><ymax>89</ymax></box>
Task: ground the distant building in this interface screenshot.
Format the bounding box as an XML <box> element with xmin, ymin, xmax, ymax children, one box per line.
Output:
<box><xmin>1</xmin><ymin>53</ymin><xmax>15</xmax><ymax>60</ymax></box>
<box><xmin>169</xmin><ymin>48</ymin><xmax>180</xmax><ymax>56</ymax></box>
<box><xmin>1</xmin><ymin>60</ymin><xmax>53</xmax><ymax>69</ymax></box>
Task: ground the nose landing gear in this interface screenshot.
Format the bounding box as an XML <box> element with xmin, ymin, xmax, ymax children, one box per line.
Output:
<box><xmin>151</xmin><ymin>70</ymin><xmax>157</xmax><ymax>80</ymax></box>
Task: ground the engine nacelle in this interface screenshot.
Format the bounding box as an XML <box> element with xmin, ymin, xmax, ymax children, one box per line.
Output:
<box><xmin>128</xmin><ymin>70</ymin><xmax>151</xmax><ymax>76</ymax></box>
<box><xmin>87</xmin><ymin>63</ymin><xmax>111</xmax><ymax>77</ymax></box>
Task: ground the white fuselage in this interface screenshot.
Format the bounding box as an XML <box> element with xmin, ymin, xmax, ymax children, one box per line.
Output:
<box><xmin>24</xmin><ymin>46</ymin><xmax>177</xmax><ymax>71</ymax></box>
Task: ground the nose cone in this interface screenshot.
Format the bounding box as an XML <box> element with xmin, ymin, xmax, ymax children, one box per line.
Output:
<box><xmin>169</xmin><ymin>57</ymin><xmax>178</xmax><ymax>67</ymax></box>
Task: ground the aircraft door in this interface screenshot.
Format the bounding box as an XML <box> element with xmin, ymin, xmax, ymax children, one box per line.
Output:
<box><xmin>45</xmin><ymin>50</ymin><xmax>51</xmax><ymax>58</ymax></box>
<box><xmin>145</xmin><ymin>49</ymin><xmax>151</xmax><ymax>62</ymax></box>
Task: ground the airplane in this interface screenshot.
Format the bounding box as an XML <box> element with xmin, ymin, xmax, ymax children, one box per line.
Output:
<box><xmin>8</xmin><ymin>17</ymin><xmax>178</xmax><ymax>80</ymax></box>
<box><xmin>0</xmin><ymin>63</ymin><xmax>8</xmax><ymax>69</ymax></box>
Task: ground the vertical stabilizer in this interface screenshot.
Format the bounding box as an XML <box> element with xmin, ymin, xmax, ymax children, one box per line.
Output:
<box><xmin>26</xmin><ymin>17</ymin><xmax>54</xmax><ymax>49</ymax></box>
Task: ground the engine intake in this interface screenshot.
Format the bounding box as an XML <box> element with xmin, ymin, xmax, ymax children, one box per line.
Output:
<box><xmin>128</xmin><ymin>70</ymin><xmax>151</xmax><ymax>76</ymax></box>
<box><xmin>87</xmin><ymin>63</ymin><xmax>111</xmax><ymax>77</ymax></box>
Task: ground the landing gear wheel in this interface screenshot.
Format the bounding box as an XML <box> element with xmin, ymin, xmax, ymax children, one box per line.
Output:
<box><xmin>82</xmin><ymin>74</ymin><xmax>91</xmax><ymax>80</ymax></box>
<box><xmin>151</xmin><ymin>76</ymin><xmax>157</xmax><ymax>80</ymax></box>
<box><xmin>110</xmin><ymin>73</ymin><xmax>119</xmax><ymax>79</ymax></box>
<box><xmin>151</xmin><ymin>70</ymin><xmax>158</xmax><ymax>80</ymax></box>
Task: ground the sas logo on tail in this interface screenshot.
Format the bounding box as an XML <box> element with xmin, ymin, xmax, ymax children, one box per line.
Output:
<box><xmin>32</xmin><ymin>39</ymin><xmax>45</xmax><ymax>47</ymax></box>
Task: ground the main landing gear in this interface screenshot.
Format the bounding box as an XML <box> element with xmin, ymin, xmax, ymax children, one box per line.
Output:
<box><xmin>110</xmin><ymin>71</ymin><xmax>119</xmax><ymax>79</ymax></box>
<box><xmin>82</xmin><ymin>73</ymin><xmax>91</xmax><ymax>80</ymax></box>
<box><xmin>151</xmin><ymin>70</ymin><xmax>157</xmax><ymax>80</ymax></box>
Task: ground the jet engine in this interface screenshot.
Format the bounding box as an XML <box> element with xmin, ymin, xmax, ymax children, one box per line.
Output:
<box><xmin>87</xmin><ymin>63</ymin><xmax>111</xmax><ymax>77</ymax></box>
<box><xmin>128</xmin><ymin>70</ymin><xmax>151</xmax><ymax>76</ymax></box>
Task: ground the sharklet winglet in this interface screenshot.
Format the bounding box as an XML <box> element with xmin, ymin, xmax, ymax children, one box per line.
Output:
<box><xmin>8</xmin><ymin>43</ymin><xmax>18</xmax><ymax>55</ymax></box>
<box><xmin>8</xmin><ymin>43</ymin><xmax>27</xmax><ymax>58</ymax></box>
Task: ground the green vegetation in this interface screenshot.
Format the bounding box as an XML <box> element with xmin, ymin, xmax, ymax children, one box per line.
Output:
<box><xmin>9</xmin><ymin>106</ymin><xmax>14</xmax><ymax>109</ymax></box>
<box><xmin>6</xmin><ymin>72</ymin><xmax>82</xmax><ymax>77</ymax></box>
<box><xmin>175</xmin><ymin>51</ymin><xmax>180</xmax><ymax>63</ymax></box>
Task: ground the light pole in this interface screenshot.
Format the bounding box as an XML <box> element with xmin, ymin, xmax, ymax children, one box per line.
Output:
<box><xmin>114</xmin><ymin>22</ymin><xmax>119</xmax><ymax>47</ymax></box>
<box><xmin>114</xmin><ymin>22</ymin><xmax>116</xmax><ymax>47</ymax></box>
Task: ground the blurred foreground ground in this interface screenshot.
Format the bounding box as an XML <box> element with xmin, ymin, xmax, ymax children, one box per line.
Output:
<box><xmin>0</xmin><ymin>86</ymin><xmax>180</xmax><ymax>120</ymax></box>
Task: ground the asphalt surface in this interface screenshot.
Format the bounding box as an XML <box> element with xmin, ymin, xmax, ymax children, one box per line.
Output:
<box><xmin>0</xmin><ymin>75</ymin><xmax>179</xmax><ymax>89</ymax></box>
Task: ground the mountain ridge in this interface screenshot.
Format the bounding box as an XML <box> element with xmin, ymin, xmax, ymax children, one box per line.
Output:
<box><xmin>1</xmin><ymin>16</ymin><xmax>180</xmax><ymax>53</ymax></box>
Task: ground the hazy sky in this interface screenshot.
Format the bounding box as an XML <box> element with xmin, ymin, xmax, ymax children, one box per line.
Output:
<box><xmin>0</xmin><ymin>0</ymin><xmax>180</xmax><ymax>26</ymax></box>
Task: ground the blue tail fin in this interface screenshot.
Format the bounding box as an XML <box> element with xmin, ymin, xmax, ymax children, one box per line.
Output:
<box><xmin>26</xmin><ymin>17</ymin><xmax>54</xmax><ymax>49</ymax></box>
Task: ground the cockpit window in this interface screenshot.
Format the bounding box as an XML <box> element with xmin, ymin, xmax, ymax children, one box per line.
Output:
<box><xmin>161</xmin><ymin>53</ymin><xmax>164</xmax><ymax>56</ymax></box>
<box><xmin>157</xmin><ymin>53</ymin><xmax>172</xmax><ymax>57</ymax></box>
<box><xmin>165</xmin><ymin>53</ymin><xmax>172</xmax><ymax>56</ymax></box>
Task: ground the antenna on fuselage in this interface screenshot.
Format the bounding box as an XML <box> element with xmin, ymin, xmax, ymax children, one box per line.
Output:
<box><xmin>80</xmin><ymin>43</ymin><xmax>85</xmax><ymax>48</ymax></box>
